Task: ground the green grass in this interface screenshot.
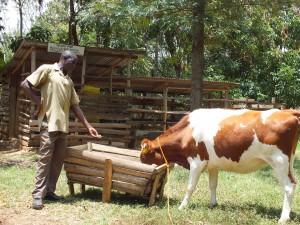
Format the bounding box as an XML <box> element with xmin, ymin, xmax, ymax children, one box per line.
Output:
<box><xmin>1</xmin><ymin>144</ymin><xmax>300</xmax><ymax>225</ymax></box>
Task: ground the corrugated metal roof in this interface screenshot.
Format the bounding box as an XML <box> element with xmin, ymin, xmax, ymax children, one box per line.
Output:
<box><xmin>1</xmin><ymin>40</ymin><xmax>239</xmax><ymax>94</ymax></box>
<box><xmin>88</xmin><ymin>75</ymin><xmax>239</xmax><ymax>94</ymax></box>
<box><xmin>1</xmin><ymin>40</ymin><xmax>146</xmax><ymax>78</ymax></box>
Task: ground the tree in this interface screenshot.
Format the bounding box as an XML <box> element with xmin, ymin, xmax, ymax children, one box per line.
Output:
<box><xmin>4</xmin><ymin>0</ymin><xmax>300</xmax><ymax>108</ymax></box>
<box><xmin>0</xmin><ymin>0</ymin><xmax>7</xmax><ymax>70</ymax></box>
<box><xmin>68</xmin><ymin>0</ymin><xmax>78</xmax><ymax>45</ymax></box>
<box><xmin>2</xmin><ymin>0</ymin><xmax>43</xmax><ymax>37</ymax></box>
<box><xmin>190</xmin><ymin>0</ymin><xmax>206</xmax><ymax>110</ymax></box>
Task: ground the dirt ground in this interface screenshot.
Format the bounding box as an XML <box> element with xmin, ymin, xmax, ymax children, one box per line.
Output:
<box><xmin>0</xmin><ymin>139</ymin><xmax>59</xmax><ymax>225</ymax></box>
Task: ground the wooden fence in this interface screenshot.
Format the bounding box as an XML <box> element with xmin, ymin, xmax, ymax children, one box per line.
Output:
<box><xmin>7</xmin><ymin>80</ymin><xmax>287</xmax><ymax>150</ymax></box>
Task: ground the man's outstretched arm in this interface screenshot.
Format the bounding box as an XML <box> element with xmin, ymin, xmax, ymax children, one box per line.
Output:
<box><xmin>71</xmin><ymin>104</ymin><xmax>101</xmax><ymax>138</ymax></box>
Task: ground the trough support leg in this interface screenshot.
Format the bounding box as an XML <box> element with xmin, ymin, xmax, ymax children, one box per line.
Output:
<box><xmin>159</xmin><ymin>171</ymin><xmax>169</xmax><ymax>200</ymax></box>
<box><xmin>102</xmin><ymin>159</ymin><xmax>113</xmax><ymax>203</ymax></box>
<box><xmin>149</xmin><ymin>173</ymin><xmax>163</xmax><ymax>206</ymax></box>
<box><xmin>68</xmin><ymin>182</ymin><xmax>75</xmax><ymax>196</ymax></box>
<box><xmin>80</xmin><ymin>184</ymin><xmax>86</xmax><ymax>193</ymax></box>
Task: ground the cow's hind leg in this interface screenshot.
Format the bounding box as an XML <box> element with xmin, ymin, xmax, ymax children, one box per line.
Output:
<box><xmin>208</xmin><ymin>169</ymin><xmax>218</xmax><ymax>208</ymax></box>
<box><xmin>178</xmin><ymin>157</ymin><xmax>207</xmax><ymax>210</ymax></box>
<box><xmin>267</xmin><ymin>154</ymin><xmax>296</xmax><ymax>223</ymax></box>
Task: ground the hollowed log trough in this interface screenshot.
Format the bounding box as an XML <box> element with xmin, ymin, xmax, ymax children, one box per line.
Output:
<box><xmin>64</xmin><ymin>142</ymin><xmax>170</xmax><ymax>206</ymax></box>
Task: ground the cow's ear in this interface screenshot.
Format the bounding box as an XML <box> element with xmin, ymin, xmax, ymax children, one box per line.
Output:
<box><xmin>141</xmin><ymin>139</ymin><xmax>150</xmax><ymax>148</ymax></box>
<box><xmin>141</xmin><ymin>147</ymin><xmax>150</xmax><ymax>154</ymax></box>
<box><xmin>141</xmin><ymin>139</ymin><xmax>153</xmax><ymax>153</ymax></box>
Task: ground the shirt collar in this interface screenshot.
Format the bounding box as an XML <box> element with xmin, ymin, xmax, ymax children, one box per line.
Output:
<box><xmin>54</xmin><ymin>63</ymin><xmax>69</xmax><ymax>76</ymax></box>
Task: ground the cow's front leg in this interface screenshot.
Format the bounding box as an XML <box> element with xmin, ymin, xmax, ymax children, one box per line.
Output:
<box><xmin>179</xmin><ymin>157</ymin><xmax>207</xmax><ymax>210</ymax></box>
<box><xmin>208</xmin><ymin>169</ymin><xmax>218</xmax><ymax>208</ymax></box>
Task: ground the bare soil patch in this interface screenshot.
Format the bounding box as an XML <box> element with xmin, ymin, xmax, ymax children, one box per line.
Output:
<box><xmin>0</xmin><ymin>139</ymin><xmax>52</xmax><ymax>225</ymax></box>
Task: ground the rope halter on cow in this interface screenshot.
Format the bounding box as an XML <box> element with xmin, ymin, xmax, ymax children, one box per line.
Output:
<box><xmin>156</xmin><ymin>137</ymin><xmax>170</xmax><ymax>168</ymax></box>
<box><xmin>156</xmin><ymin>137</ymin><xmax>173</xmax><ymax>225</ymax></box>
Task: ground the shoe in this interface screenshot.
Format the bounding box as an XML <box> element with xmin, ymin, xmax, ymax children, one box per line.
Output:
<box><xmin>44</xmin><ymin>192</ymin><xmax>64</xmax><ymax>201</ymax></box>
<box><xmin>32</xmin><ymin>198</ymin><xmax>43</xmax><ymax>210</ymax></box>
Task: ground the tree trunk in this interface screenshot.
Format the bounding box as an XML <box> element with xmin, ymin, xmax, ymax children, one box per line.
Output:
<box><xmin>190</xmin><ymin>0</ymin><xmax>206</xmax><ymax>111</ymax></box>
<box><xmin>68</xmin><ymin>0</ymin><xmax>78</xmax><ymax>45</ymax></box>
<box><xmin>19</xmin><ymin>6</ymin><xmax>23</xmax><ymax>37</ymax></box>
<box><xmin>153</xmin><ymin>33</ymin><xmax>159</xmax><ymax>77</ymax></box>
<box><xmin>165</xmin><ymin>29</ymin><xmax>182</xmax><ymax>78</ymax></box>
<box><xmin>16</xmin><ymin>0</ymin><xmax>23</xmax><ymax>37</ymax></box>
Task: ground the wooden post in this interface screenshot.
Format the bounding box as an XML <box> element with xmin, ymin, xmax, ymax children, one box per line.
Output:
<box><xmin>148</xmin><ymin>173</ymin><xmax>163</xmax><ymax>206</ymax></box>
<box><xmin>31</xmin><ymin>49</ymin><xmax>36</xmax><ymax>73</ymax></box>
<box><xmin>87</xmin><ymin>142</ymin><xmax>93</xmax><ymax>151</ymax></box>
<box><xmin>163</xmin><ymin>88</ymin><xmax>168</xmax><ymax>131</ymax></box>
<box><xmin>30</xmin><ymin>49</ymin><xmax>37</xmax><ymax>119</ymax></box>
<box><xmin>125</xmin><ymin>60</ymin><xmax>132</xmax><ymax>96</ymax></box>
<box><xmin>80</xmin><ymin>184</ymin><xmax>86</xmax><ymax>193</ymax></box>
<box><xmin>81</xmin><ymin>54</ymin><xmax>87</xmax><ymax>92</ymax></box>
<box><xmin>68</xmin><ymin>182</ymin><xmax>75</xmax><ymax>196</ymax></box>
<box><xmin>224</xmin><ymin>91</ymin><xmax>229</xmax><ymax>109</ymax></box>
<box><xmin>207</xmin><ymin>93</ymin><xmax>211</xmax><ymax>108</ymax></box>
<box><xmin>109</xmin><ymin>69</ymin><xmax>113</xmax><ymax>95</ymax></box>
<box><xmin>8</xmin><ymin>75</ymin><xmax>17</xmax><ymax>137</ymax></box>
<box><xmin>102</xmin><ymin>159</ymin><xmax>113</xmax><ymax>202</ymax></box>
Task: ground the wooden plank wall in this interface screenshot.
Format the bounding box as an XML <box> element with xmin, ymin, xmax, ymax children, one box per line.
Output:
<box><xmin>127</xmin><ymin>94</ymin><xmax>189</xmax><ymax>147</ymax></box>
<box><xmin>11</xmin><ymin>79</ymin><xmax>286</xmax><ymax>151</ymax></box>
<box><xmin>70</xmin><ymin>93</ymin><xmax>134</xmax><ymax>147</ymax></box>
<box><xmin>17</xmin><ymin>91</ymin><xmax>135</xmax><ymax>150</ymax></box>
<box><xmin>17</xmin><ymin>89</ymin><xmax>190</xmax><ymax>150</ymax></box>
<box><xmin>0</xmin><ymin>84</ymin><xmax>10</xmax><ymax>141</ymax></box>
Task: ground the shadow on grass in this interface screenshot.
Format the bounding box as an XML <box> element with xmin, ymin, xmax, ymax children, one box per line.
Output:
<box><xmin>199</xmin><ymin>201</ymin><xmax>300</xmax><ymax>223</ymax></box>
<box><xmin>55</xmin><ymin>187</ymin><xmax>178</xmax><ymax>209</ymax></box>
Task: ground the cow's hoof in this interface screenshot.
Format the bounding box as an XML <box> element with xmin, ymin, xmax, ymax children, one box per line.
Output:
<box><xmin>178</xmin><ymin>204</ymin><xmax>187</xmax><ymax>210</ymax></box>
<box><xmin>209</xmin><ymin>203</ymin><xmax>218</xmax><ymax>209</ymax></box>
<box><xmin>278</xmin><ymin>217</ymin><xmax>289</xmax><ymax>224</ymax></box>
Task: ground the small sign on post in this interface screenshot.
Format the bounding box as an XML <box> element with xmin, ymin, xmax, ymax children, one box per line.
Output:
<box><xmin>47</xmin><ymin>43</ymin><xmax>85</xmax><ymax>56</ymax></box>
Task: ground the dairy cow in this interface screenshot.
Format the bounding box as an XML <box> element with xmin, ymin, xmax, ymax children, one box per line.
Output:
<box><xmin>140</xmin><ymin>109</ymin><xmax>300</xmax><ymax>223</ymax></box>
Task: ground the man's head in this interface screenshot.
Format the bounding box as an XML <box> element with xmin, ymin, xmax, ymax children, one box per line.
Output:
<box><xmin>58</xmin><ymin>50</ymin><xmax>78</xmax><ymax>74</ymax></box>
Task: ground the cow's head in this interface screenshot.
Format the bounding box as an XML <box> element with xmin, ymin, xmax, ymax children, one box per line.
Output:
<box><xmin>140</xmin><ymin>138</ymin><xmax>165</xmax><ymax>165</ymax></box>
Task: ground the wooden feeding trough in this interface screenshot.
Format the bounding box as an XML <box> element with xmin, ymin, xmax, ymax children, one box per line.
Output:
<box><xmin>64</xmin><ymin>142</ymin><xmax>170</xmax><ymax>206</ymax></box>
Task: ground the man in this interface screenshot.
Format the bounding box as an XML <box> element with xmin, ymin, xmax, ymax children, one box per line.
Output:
<box><xmin>21</xmin><ymin>50</ymin><xmax>100</xmax><ymax>210</ymax></box>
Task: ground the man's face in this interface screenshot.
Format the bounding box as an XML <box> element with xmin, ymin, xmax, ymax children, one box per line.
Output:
<box><xmin>63</xmin><ymin>57</ymin><xmax>78</xmax><ymax>73</ymax></box>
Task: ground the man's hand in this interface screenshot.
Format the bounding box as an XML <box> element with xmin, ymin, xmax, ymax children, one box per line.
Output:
<box><xmin>88</xmin><ymin>127</ymin><xmax>101</xmax><ymax>138</ymax></box>
<box><xmin>71</xmin><ymin>104</ymin><xmax>102</xmax><ymax>138</ymax></box>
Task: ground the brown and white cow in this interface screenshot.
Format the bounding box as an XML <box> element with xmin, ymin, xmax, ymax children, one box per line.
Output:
<box><xmin>140</xmin><ymin>108</ymin><xmax>300</xmax><ymax>223</ymax></box>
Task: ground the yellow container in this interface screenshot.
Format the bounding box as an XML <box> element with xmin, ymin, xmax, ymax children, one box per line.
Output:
<box><xmin>83</xmin><ymin>85</ymin><xmax>100</xmax><ymax>93</ymax></box>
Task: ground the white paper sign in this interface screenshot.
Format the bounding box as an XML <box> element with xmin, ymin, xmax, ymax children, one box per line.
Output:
<box><xmin>47</xmin><ymin>43</ymin><xmax>85</xmax><ymax>56</ymax></box>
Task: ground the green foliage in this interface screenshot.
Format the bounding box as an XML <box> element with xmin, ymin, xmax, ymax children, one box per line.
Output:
<box><xmin>9</xmin><ymin>36</ymin><xmax>23</xmax><ymax>52</ymax></box>
<box><xmin>272</xmin><ymin>50</ymin><xmax>300</xmax><ymax>108</ymax></box>
<box><xmin>34</xmin><ymin>0</ymin><xmax>70</xmax><ymax>44</ymax></box>
<box><xmin>25</xmin><ymin>25</ymin><xmax>52</xmax><ymax>42</ymax></box>
<box><xmin>204</xmin><ymin>3</ymin><xmax>300</xmax><ymax>106</ymax></box>
<box><xmin>0</xmin><ymin>52</ymin><xmax>4</xmax><ymax>70</ymax></box>
<box><xmin>3</xmin><ymin>0</ymin><xmax>300</xmax><ymax>107</ymax></box>
<box><xmin>9</xmin><ymin>25</ymin><xmax>52</xmax><ymax>52</ymax></box>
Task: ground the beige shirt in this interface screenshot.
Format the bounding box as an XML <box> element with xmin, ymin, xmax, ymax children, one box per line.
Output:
<box><xmin>26</xmin><ymin>63</ymin><xmax>79</xmax><ymax>133</ymax></box>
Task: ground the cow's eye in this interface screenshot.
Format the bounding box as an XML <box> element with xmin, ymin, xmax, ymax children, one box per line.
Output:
<box><xmin>142</xmin><ymin>147</ymin><xmax>151</xmax><ymax>154</ymax></box>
